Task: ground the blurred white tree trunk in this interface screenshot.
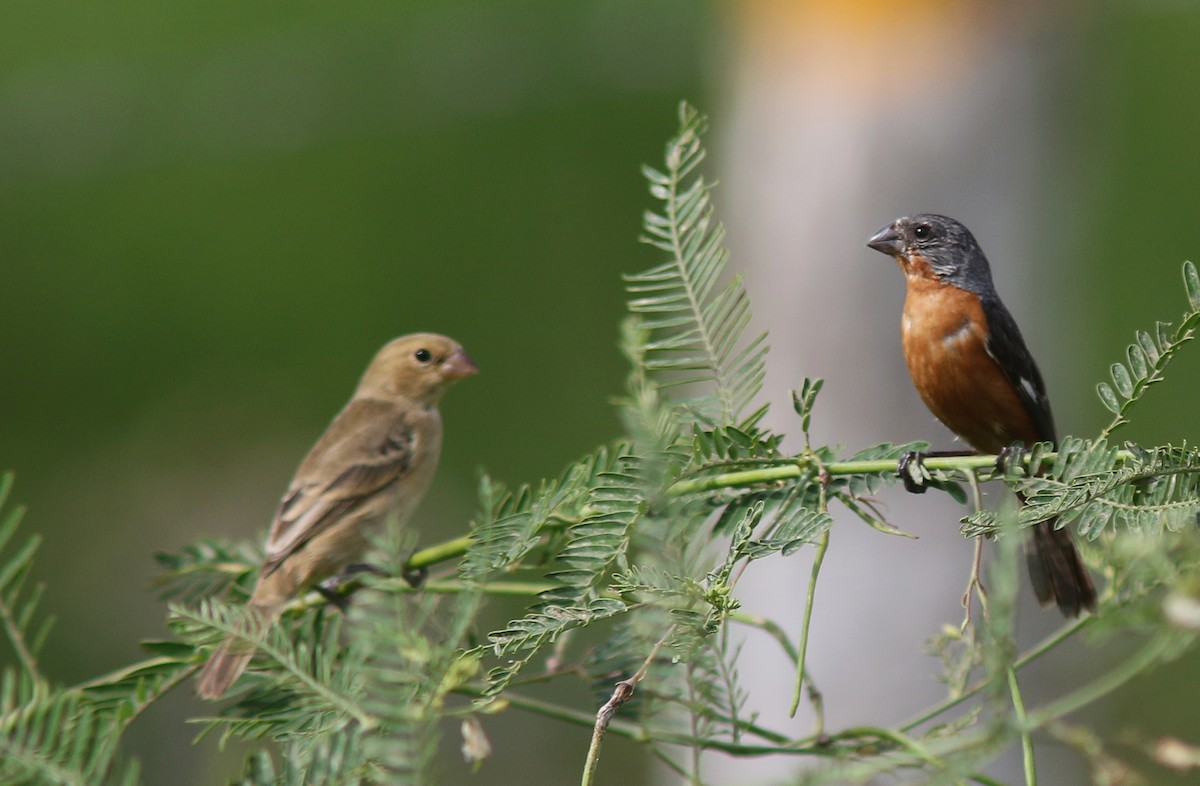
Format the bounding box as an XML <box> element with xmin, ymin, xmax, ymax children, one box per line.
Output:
<box><xmin>664</xmin><ymin>2</ymin><xmax>1085</xmax><ymax>783</ymax></box>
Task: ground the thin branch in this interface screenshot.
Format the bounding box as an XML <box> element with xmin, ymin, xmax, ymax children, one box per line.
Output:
<box><xmin>789</xmin><ymin>468</ymin><xmax>830</xmax><ymax>720</ymax></box>
<box><xmin>1008</xmin><ymin>667</ymin><xmax>1037</xmax><ymax>786</ymax></box>
<box><xmin>685</xmin><ymin>661</ymin><xmax>702</xmax><ymax>784</ymax></box>
<box><xmin>406</xmin><ymin>535</ymin><xmax>474</xmax><ymax>571</ymax></box>
<box><xmin>633</xmin><ymin>684</ymin><xmax>791</xmax><ymax>745</ymax></box>
<box><xmin>788</xmin><ymin>530</ymin><xmax>828</xmax><ymax>721</ymax></box>
<box><xmin>581</xmin><ymin>630</ymin><xmax>673</xmax><ymax>786</ymax></box>
<box><xmin>833</xmin><ymin>725</ymin><xmax>947</xmax><ymax>764</ymax></box>
<box><xmin>649</xmin><ymin>745</ymin><xmax>692</xmax><ymax>779</ymax></box>
<box><xmin>668</xmin><ymin>450</ymin><xmax>1136</xmax><ymax>497</ymax></box>
<box><xmin>282</xmin><ymin>578</ymin><xmax>559</xmax><ymax>616</ymax></box>
<box><xmin>962</xmin><ymin>469</ymin><xmax>989</xmax><ymax>632</ymax></box>
<box><xmin>729</xmin><ymin>611</ymin><xmax>797</xmax><ymax>661</ymax></box>
<box><xmin>1025</xmin><ymin>629</ymin><xmax>1186</xmax><ymax>727</ymax></box>
<box><xmin>367</xmin><ymin>578</ymin><xmax>557</xmax><ymax>597</ymax></box>
<box><xmin>898</xmin><ymin>617</ymin><xmax>1092</xmax><ymax>733</ymax></box>
<box><xmin>496</xmin><ymin>688</ymin><xmax>842</xmax><ymax>757</ymax></box>
<box><xmin>285</xmin><ymin>448</ymin><xmax>1140</xmax><ymax>584</ymax></box>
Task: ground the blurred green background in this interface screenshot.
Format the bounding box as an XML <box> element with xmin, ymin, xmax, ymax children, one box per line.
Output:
<box><xmin>1</xmin><ymin>1</ymin><xmax>1198</xmax><ymax>784</ymax></box>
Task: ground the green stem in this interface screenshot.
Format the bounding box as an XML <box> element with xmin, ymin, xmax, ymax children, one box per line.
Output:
<box><xmin>283</xmin><ymin>578</ymin><xmax>557</xmax><ymax>618</ymax></box>
<box><xmin>669</xmin><ymin>449</ymin><xmax>1144</xmax><ymax>497</ymax></box>
<box><xmin>969</xmin><ymin>775</ymin><xmax>1009</xmax><ymax>786</ymax></box>
<box><xmin>649</xmin><ymin>746</ymin><xmax>692</xmax><ymax>780</ymax></box>
<box><xmin>729</xmin><ymin>611</ymin><xmax>823</xmax><ymax>735</ymax></box>
<box><xmin>581</xmin><ymin>630</ymin><xmax>671</xmax><ymax>786</ymax></box>
<box><xmin>898</xmin><ymin>616</ymin><xmax>1091</xmax><ymax>733</ymax></box>
<box><xmin>406</xmin><ymin>535</ymin><xmax>474</xmax><ymax>571</ymax></box>
<box><xmin>1008</xmin><ymin>668</ymin><xmax>1037</xmax><ymax>786</ymax></box>
<box><xmin>385</xmin><ymin>449</ymin><xmax>1134</xmax><ymax>576</ymax></box>
<box><xmin>1026</xmin><ymin>629</ymin><xmax>1185</xmax><ymax>727</ymax></box>
<box><xmin>670</xmin><ymin>464</ymin><xmax>815</xmax><ymax>495</ymax></box>
<box><xmin>789</xmin><ymin>528</ymin><xmax>830</xmax><ymax>718</ymax></box>
<box><xmin>493</xmin><ymin>630</ymin><xmax>1186</xmax><ymax>772</ymax></box>
<box><xmin>377</xmin><ymin>578</ymin><xmax>557</xmax><ymax>597</ymax></box>
<box><xmin>730</xmin><ymin>611</ymin><xmax>797</xmax><ymax>661</ymax></box>
<box><xmin>495</xmin><ymin>689</ymin><xmax>837</xmax><ymax>757</ymax></box>
<box><xmin>686</xmin><ymin>661</ymin><xmax>702</xmax><ymax>783</ymax></box>
<box><xmin>834</xmin><ymin>725</ymin><xmax>946</xmax><ymax>766</ymax></box>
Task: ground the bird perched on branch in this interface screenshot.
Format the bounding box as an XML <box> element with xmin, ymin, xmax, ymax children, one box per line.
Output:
<box><xmin>867</xmin><ymin>214</ymin><xmax>1096</xmax><ymax>616</ymax></box>
<box><xmin>196</xmin><ymin>333</ymin><xmax>477</xmax><ymax>699</ymax></box>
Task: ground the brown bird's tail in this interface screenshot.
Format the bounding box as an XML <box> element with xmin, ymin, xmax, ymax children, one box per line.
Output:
<box><xmin>1023</xmin><ymin>517</ymin><xmax>1097</xmax><ymax>617</ymax></box>
<box><xmin>195</xmin><ymin>600</ymin><xmax>281</xmax><ymax>700</ymax></box>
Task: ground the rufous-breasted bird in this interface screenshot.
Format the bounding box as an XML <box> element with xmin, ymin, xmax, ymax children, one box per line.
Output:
<box><xmin>867</xmin><ymin>214</ymin><xmax>1096</xmax><ymax>616</ymax></box>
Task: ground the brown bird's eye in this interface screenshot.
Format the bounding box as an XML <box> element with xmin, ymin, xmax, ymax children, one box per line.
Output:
<box><xmin>913</xmin><ymin>224</ymin><xmax>932</xmax><ymax>240</ymax></box>
<box><xmin>414</xmin><ymin>348</ymin><xmax>432</xmax><ymax>363</ymax></box>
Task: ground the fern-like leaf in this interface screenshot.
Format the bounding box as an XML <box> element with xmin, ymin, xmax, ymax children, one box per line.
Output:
<box><xmin>0</xmin><ymin>684</ymin><xmax>138</xmax><ymax>786</ymax></box>
<box><xmin>626</xmin><ymin>102</ymin><xmax>767</xmax><ymax>425</ymax></box>
<box><xmin>154</xmin><ymin>537</ymin><xmax>259</xmax><ymax>604</ymax></box>
<box><xmin>170</xmin><ymin>600</ymin><xmax>370</xmax><ymax>740</ymax></box>
<box><xmin>461</xmin><ymin>446</ymin><xmax>629</xmax><ymax>583</ymax></box>
<box><xmin>353</xmin><ymin>583</ymin><xmax>483</xmax><ymax>785</ymax></box>
<box><xmin>960</xmin><ymin>439</ymin><xmax>1200</xmax><ymax>539</ymax></box>
<box><xmin>543</xmin><ymin>454</ymin><xmax>641</xmax><ymax>593</ymax></box>
<box><xmin>233</xmin><ymin>731</ymin><xmax>366</xmax><ymax>786</ymax></box>
<box><xmin>0</xmin><ymin>475</ymin><xmax>51</xmax><ymax>685</ymax></box>
<box><xmin>1098</xmin><ymin>261</ymin><xmax>1200</xmax><ymax>437</ymax></box>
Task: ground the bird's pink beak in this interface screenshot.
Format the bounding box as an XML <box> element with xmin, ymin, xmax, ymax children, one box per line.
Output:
<box><xmin>443</xmin><ymin>348</ymin><xmax>478</xmax><ymax>380</ymax></box>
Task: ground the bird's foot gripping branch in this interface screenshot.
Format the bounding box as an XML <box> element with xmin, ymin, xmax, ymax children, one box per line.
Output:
<box><xmin>5</xmin><ymin>103</ymin><xmax>1200</xmax><ymax>786</ymax></box>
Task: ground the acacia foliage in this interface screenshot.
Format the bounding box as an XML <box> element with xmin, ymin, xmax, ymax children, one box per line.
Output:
<box><xmin>3</xmin><ymin>104</ymin><xmax>1200</xmax><ymax>785</ymax></box>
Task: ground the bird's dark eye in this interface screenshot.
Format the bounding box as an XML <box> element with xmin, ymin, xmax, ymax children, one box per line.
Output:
<box><xmin>913</xmin><ymin>224</ymin><xmax>932</xmax><ymax>241</ymax></box>
<box><xmin>414</xmin><ymin>349</ymin><xmax>432</xmax><ymax>363</ymax></box>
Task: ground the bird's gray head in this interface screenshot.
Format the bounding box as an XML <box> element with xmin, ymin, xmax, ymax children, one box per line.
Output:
<box><xmin>867</xmin><ymin>214</ymin><xmax>995</xmax><ymax>295</ymax></box>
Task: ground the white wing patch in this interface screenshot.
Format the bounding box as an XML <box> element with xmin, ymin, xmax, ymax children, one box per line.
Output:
<box><xmin>1019</xmin><ymin>377</ymin><xmax>1039</xmax><ymax>405</ymax></box>
<box><xmin>941</xmin><ymin>321</ymin><xmax>973</xmax><ymax>347</ymax></box>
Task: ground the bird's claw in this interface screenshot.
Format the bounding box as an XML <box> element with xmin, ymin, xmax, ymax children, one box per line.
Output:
<box><xmin>342</xmin><ymin>562</ymin><xmax>385</xmax><ymax>580</ymax></box>
<box><xmin>315</xmin><ymin>581</ymin><xmax>351</xmax><ymax>612</ymax></box>
<box><xmin>402</xmin><ymin>564</ymin><xmax>428</xmax><ymax>589</ymax></box>
<box><xmin>897</xmin><ymin>450</ymin><xmax>930</xmax><ymax>494</ymax></box>
<box><xmin>995</xmin><ymin>444</ymin><xmax>1027</xmax><ymax>479</ymax></box>
<box><xmin>315</xmin><ymin>563</ymin><xmax>386</xmax><ymax>611</ymax></box>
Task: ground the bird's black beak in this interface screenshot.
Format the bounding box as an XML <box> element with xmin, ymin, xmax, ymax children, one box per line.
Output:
<box><xmin>867</xmin><ymin>224</ymin><xmax>904</xmax><ymax>256</ymax></box>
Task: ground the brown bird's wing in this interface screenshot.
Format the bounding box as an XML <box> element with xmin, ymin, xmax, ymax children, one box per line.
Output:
<box><xmin>980</xmin><ymin>296</ymin><xmax>1057</xmax><ymax>443</ymax></box>
<box><xmin>260</xmin><ymin>399</ymin><xmax>417</xmax><ymax>577</ymax></box>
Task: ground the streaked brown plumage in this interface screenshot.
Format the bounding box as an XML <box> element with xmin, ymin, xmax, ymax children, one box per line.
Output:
<box><xmin>196</xmin><ymin>333</ymin><xmax>477</xmax><ymax>699</ymax></box>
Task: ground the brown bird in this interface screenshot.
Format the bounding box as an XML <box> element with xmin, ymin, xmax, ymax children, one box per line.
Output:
<box><xmin>196</xmin><ymin>333</ymin><xmax>477</xmax><ymax>699</ymax></box>
<box><xmin>868</xmin><ymin>214</ymin><xmax>1096</xmax><ymax>616</ymax></box>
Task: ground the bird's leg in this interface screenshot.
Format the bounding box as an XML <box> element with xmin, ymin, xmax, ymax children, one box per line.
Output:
<box><xmin>401</xmin><ymin>562</ymin><xmax>428</xmax><ymax>589</ymax></box>
<box><xmin>897</xmin><ymin>449</ymin><xmax>975</xmax><ymax>494</ymax></box>
<box><xmin>994</xmin><ymin>443</ymin><xmax>1028</xmax><ymax>480</ymax></box>
<box><xmin>342</xmin><ymin>562</ymin><xmax>385</xmax><ymax>579</ymax></box>
<box><xmin>897</xmin><ymin>451</ymin><xmax>928</xmax><ymax>494</ymax></box>
<box><xmin>315</xmin><ymin>563</ymin><xmax>386</xmax><ymax>611</ymax></box>
<box><xmin>314</xmin><ymin>581</ymin><xmax>351</xmax><ymax>611</ymax></box>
